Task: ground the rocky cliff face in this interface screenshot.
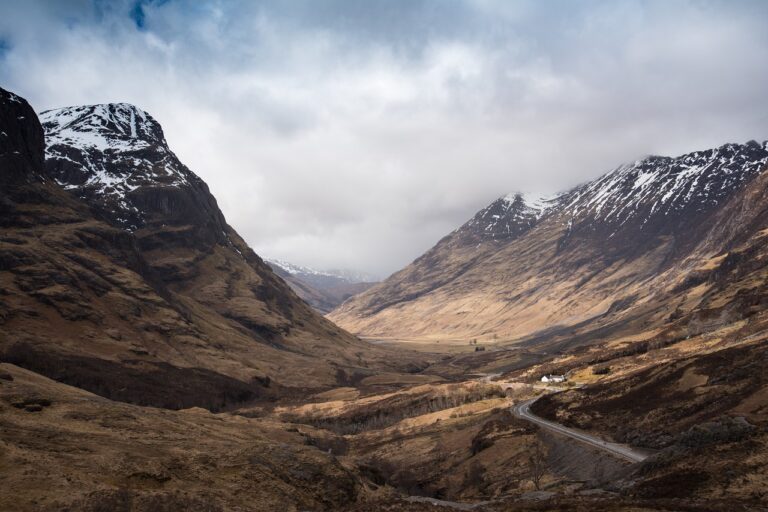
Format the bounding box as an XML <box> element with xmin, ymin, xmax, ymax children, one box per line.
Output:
<box><xmin>0</xmin><ymin>88</ymin><xmax>395</xmax><ymax>410</ymax></box>
<box><xmin>0</xmin><ymin>90</ymin><xmax>46</xmax><ymax>187</ymax></box>
<box><xmin>330</xmin><ymin>142</ymin><xmax>768</xmax><ymax>345</ymax></box>
<box><xmin>41</xmin><ymin>104</ymin><xmax>229</xmax><ymax>242</ymax></box>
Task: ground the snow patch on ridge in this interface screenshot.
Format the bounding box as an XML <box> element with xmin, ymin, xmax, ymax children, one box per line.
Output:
<box><xmin>41</xmin><ymin>103</ymin><xmax>157</xmax><ymax>153</ymax></box>
<box><xmin>40</xmin><ymin>103</ymin><xmax>195</xmax><ymax>228</ymax></box>
<box><xmin>462</xmin><ymin>191</ymin><xmax>561</xmax><ymax>240</ymax></box>
<box><xmin>564</xmin><ymin>141</ymin><xmax>768</xmax><ymax>227</ymax></box>
<box><xmin>503</xmin><ymin>192</ymin><xmax>560</xmax><ymax>217</ymax></box>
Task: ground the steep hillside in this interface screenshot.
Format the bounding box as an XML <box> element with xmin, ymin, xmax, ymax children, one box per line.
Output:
<box><xmin>39</xmin><ymin>102</ymin><xmax>359</xmax><ymax>358</ymax></box>
<box><xmin>331</xmin><ymin>193</ymin><xmax>557</xmax><ymax>325</ymax></box>
<box><xmin>529</xmin><ymin>336</ymin><xmax>768</xmax><ymax>503</ymax></box>
<box><xmin>0</xmin><ymin>88</ymin><xmax>400</xmax><ymax>410</ymax></box>
<box><xmin>268</xmin><ymin>259</ymin><xmax>377</xmax><ymax>313</ymax></box>
<box><xmin>0</xmin><ymin>362</ymin><xmax>363</xmax><ymax>512</ymax></box>
<box><xmin>330</xmin><ymin>143</ymin><xmax>768</xmax><ymax>344</ymax></box>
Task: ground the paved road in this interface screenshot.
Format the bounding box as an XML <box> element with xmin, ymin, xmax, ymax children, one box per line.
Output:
<box><xmin>512</xmin><ymin>398</ymin><xmax>648</xmax><ymax>463</ymax></box>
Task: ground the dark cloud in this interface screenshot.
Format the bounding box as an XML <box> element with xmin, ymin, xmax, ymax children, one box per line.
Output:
<box><xmin>1</xmin><ymin>0</ymin><xmax>767</xmax><ymax>276</ymax></box>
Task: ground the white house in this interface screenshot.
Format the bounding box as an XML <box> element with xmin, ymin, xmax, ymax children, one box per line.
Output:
<box><xmin>541</xmin><ymin>374</ymin><xmax>566</xmax><ymax>383</ymax></box>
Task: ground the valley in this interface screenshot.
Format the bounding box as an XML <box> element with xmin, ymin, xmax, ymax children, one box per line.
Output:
<box><xmin>7</xmin><ymin>323</ymin><xmax>763</xmax><ymax>511</ymax></box>
<box><xmin>1</xmin><ymin>83</ymin><xmax>767</xmax><ymax>512</ymax></box>
<box><xmin>266</xmin><ymin>259</ymin><xmax>378</xmax><ymax>314</ymax></box>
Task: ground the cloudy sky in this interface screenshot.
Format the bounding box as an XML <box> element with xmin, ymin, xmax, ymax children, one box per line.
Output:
<box><xmin>2</xmin><ymin>0</ymin><xmax>767</xmax><ymax>276</ymax></box>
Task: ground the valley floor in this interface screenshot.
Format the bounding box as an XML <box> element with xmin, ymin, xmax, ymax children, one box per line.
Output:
<box><xmin>3</xmin><ymin>324</ymin><xmax>766</xmax><ymax>511</ymax></box>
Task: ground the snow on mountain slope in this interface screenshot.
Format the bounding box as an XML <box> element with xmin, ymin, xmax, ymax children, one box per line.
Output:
<box><xmin>564</xmin><ymin>141</ymin><xmax>768</xmax><ymax>228</ymax></box>
<box><xmin>331</xmin><ymin>139</ymin><xmax>768</xmax><ymax>342</ymax></box>
<box><xmin>41</xmin><ymin>103</ymin><xmax>162</xmax><ymax>151</ymax></box>
<box><xmin>268</xmin><ymin>259</ymin><xmax>327</xmax><ymax>277</ymax></box>
<box><xmin>40</xmin><ymin>104</ymin><xmax>194</xmax><ymax>228</ymax></box>
<box><xmin>267</xmin><ymin>259</ymin><xmax>378</xmax><ymax>313</ymax></box>
<box><xmin>463</xmin><ymin>192</ymin><xmax>560</xmax><ymax>241</ymax></box>
<box><xmin>267</xmin><ymin>259</ymin><xmax>378</xmax><ymax>284</ymax></box>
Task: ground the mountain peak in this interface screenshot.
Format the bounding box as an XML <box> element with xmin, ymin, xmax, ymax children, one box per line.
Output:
<box><xmin>40</xmin><ymin>103</ymin><xmax>193</xmax><ymax>229</ymax></box>
<box><xmin>502</xmin><ymin>192</ymin><xmax>560</xmax><ymax>217</ymax></box>
<box><xmin>455</xmin><ymin>191</ymin><xmax>558</xmax><ymax>244</ymax></box>
<box><xmin>40</xmin><ymin>103</ymin><xmax>165</xmax><ymax>151</ymax></box>
<box><xmin>0</xmin><ymin>87</ymin><xmax>46</xmax><ymax>185</ymax></box>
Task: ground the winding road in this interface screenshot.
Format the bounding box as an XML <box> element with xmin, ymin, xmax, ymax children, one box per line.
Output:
<box><xmin>512</xmin><ymin>398</ymin><xmax>648</xmax><ymax>463</ymax></box>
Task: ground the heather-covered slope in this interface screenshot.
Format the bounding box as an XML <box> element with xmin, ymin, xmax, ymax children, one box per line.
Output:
<box><xmin>527</xmin><ymin>336</ymin><xmax>768</xmax><ymax>503</ymax></box>
<box><xmin>330</xmin><ymin>143</ymin><xmax>768</xmax><ymax>344</ymax></box>
<box><xmin>0</xmin><ymin>362</ymin><xmax>362</xmax><ymax>512</ymax></box>
<box><xmin>0</xmin><ymin>88</ymin><xmax>398</xmax><ymax>410</ymax></box>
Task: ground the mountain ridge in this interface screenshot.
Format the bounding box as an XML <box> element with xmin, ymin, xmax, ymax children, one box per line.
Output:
<box><xmin>330</xmin><ymin>139</ymin><xmax>768</xmax><ymax>343</ymax></box>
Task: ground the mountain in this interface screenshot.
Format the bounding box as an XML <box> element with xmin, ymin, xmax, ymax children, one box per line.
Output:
<box><xmin>268</xmin><ymin>259</ymin><xmax>378</xmax><ymax>284</ymax></box>
<box><xmin>4</xmin><ymin>86</ymin><xmax>768</xmax><ymax>510</ymax></box>
<box><xmin>267</xmin><ymin>259</ymin><xmax>378</xmax><ymax>314</ymax></box>
<box><xmin>330</xmin><ymin>192</ymin><xmax>558</xmax><ymax>325</ymax></box>
<box><xmin>330</xmin><ymin>141</ymin><xmax>768</xmax><ymax>346</ymax></box>
<box><xmin>0</xmin><ymin>89</ymin><xmax>400</xmax><ymax>411</ymax></box>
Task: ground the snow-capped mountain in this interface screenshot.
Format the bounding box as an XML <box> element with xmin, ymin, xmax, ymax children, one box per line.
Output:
<box><xmin>30</xmin><ymin>99</ymin><xmax>374</xmax><ymax>387</ymax></box>
<box><xmin>331</xmin><ymin>139</ymin><xmax>768</xmax><ymax>343</ymax></box>
<box><xmin>40</xmin><ymin>103</ymin><xmax>197</xmax><ymax>229</ymax></box>
<box><xmin>267</xmin><ymin>259</ymin><xmax>378</xmax><ymax>284</ymax></box>
<box><xmin>267</xmin><ymin>259</ymin><xmax>378</xmax><ymax>314</ymax></box>
<box><xmin>564</xmin><ymin>141</ymin><xmax>768</xmax><ymax>233</ymax></box>
<box><xmin>462</xmin><ymin>192</ymin><xmax>560</xmax><ymax>242</ymax></box>
<box><xmin>457</xmin><ymin>141</ymin><xmax>768</xmax><ymax>248</ymax></box>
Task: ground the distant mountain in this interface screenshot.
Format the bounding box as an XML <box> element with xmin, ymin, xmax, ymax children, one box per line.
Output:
<box><xmin>267</xmin><ymin>259</ymin><xmax>378</xmax><ymax>284</ymax></box>
<box><xmin>267</xmin><ymin>259</ymin><xmax>378</xmax><ymax>314</ymax></box>
<box><xmin>330</xmin><ymin>141</ymin><xmax>768</xmax><ymax>347</ymax></box>
<box><xmin>0</xmin><ymin>90</ymin><xmax>399</xmax><ymax>410</ymax></box>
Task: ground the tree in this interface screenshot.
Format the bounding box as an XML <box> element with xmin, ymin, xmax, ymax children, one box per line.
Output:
<box><xmin>528</xmin><ymin>438</ymin><xmax>546</xmax><ymax>491</ymax></box>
